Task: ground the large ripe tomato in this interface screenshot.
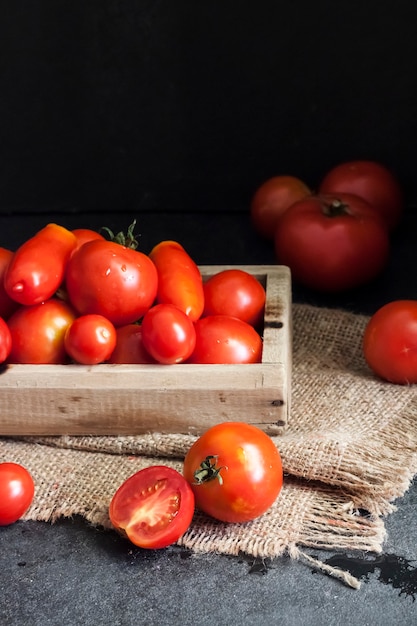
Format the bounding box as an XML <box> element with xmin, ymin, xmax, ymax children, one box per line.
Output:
<box><xmin>188</xmin><ymin>315</ymin><xmax>263</xmax><ymax>364</ymax></box>
<box><xmin>108</xmin><ymin>324</ymin><xmax>156</xmax><ymax>364</ymax></box>
<box><xmin>65</xmin><ymin>237</ymin><xmax>158</xmax><ymax>326</ymax></box>
<box><xmin>64</xmin><ymin>314</ymin><xmax>117</xmax><ymax>365</ymax></box>
<box><xmin>250</xmin><ymin>175</ymin><xmax>311</xmax><ymax>239</ymax></box>
<box><xmin>7</xmin><ymin>298</ymin><xmax>76</xmax><ymax>364</ymax></box>
<box><xmin>0</xmin><ymin>248</ymin><xmax>19</xmax><ymax>319</ymax></box>
<box><xmin>4</xmin><ymin>223</ymin><xmax>77</xmax><ymax>306</ymax></box>
<box><xmin>149</xmin><ymin>240</ymin><xmax>204</xmax><ymax>322</ymax></box>
<box><xmin>319</xmin><ymin>160</ymin><xmax>403</xmax><ymax>230</ymax></box>
<box><xmin>274</xmin><ymin>193</ymin><xmax>390</xmax><ymax>292</ymax></box>
<box><xmin>203</xmin><ymin>269</ymin><xmax>266</xmax><ymax>328</ymax></box>
<box><xmin>363</xmin><ymin>300</ymin><xmax>417</xmax><ymax>384</ymax></box>
<box><xmin>0</xmin><ymin>317</ymin><xmax>12</xmax><ymax>363</ymax></box>
<box><xmin>183</xmin><ymin>422</ymin><xmax>283</xmax><ymax>523</ymax></box>
<box><xmin>109</xmin><ymin>466</ymin><xmax>195</xmax><ymax>549</ymax></box>
<box><xmin>141</xmin><ymin>304</ymin><xmax>196</xmax><ymax>364</ymax></box>
<box><xmin>0</xmin><ymin>462</ymin><xmax>35</xmax><ymax>526</ymax></box>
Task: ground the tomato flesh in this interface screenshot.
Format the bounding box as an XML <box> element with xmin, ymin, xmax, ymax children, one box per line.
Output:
<box><xmin>109</xmin><ymin>466</ymin><xmax>195</xmax><ymax>549</ymax></box>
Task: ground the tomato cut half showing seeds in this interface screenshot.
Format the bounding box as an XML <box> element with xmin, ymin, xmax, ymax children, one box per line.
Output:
<box><xmin>109</xmin><ymin>466</ymin><xmax>195</xmax><ymax>549</ymax></box>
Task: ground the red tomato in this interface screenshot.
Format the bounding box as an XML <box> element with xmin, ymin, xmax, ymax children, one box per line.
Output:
<box><xmin>64</xmin><ymin>314</ymin><xmax>117</xmax><ymax>365</ymax></box>
<box><xmin>363</xmin><ymin>300</ymin><xmax>417</xmax><ymax>384</ymax></box>
<box><xmin>183</xmin><ymin>422</ymin><xmax>283</xmax><ymax>523</ymax></box>
<box><xmin>108</xmin><ymin>324</ymin><xmax>156</xmax><ymax>364</ymax></box>
<box><xmin>203</xmin><ymin>269</ymin><xmax>266</xmax><ymax>327</ymax></box>
<box><xmin>7</xmin><ymin>298</ymin><xmax>76</xmax><ymax>364</ymax></box>
<box><xmin>4</xmin><ymin>223</ymin><xmax>77</xmax><ymax>306</ymax></box>
<box><xmin>188</xmin><ymin>315</ymin><xmax>263</xmax><ymax>364</ymax></box>
<box><xmin>65</xmin><ymin>239</ymin><xmax>158</xmax><ymax>326</ymax></box>
<box><xmin>0</xmin><ymin>462</ymin><xmax>35</xmax><ymax>526</ymax></box>
<box><xmin>0</xmin><ymin>248</ymin><xmax>19</xmax><ymax>319</ymax></box>
<box><xmin>109</xmin><ymin>466</ymin><xmax>195</xmax><ymax>549</ymax></box>
<box><xmin>141</xmin><ymin>304</ymin><xmax>196</xmax><ymax>364</ymax></box>
<box><xmin>250</xmin><ymin>175</ymin><xmax>311</xmax><ymax>239</ymax></box>
<box><xmin>71</xmin><ymin>228</ymin><xmax>105</xmax><ymax>255</ymax></box>
<box><xmin>149</xmin><ymin>240</ymin><xmax>204</xmax><ymax>321</ymax></box>
<box><xmin>319</xmin><ymin>160</ymin><xmax>403</xmax><ymax>230</ymax></box>
<box><xmin>0</xmin><ymin>317</ymin><xmax>12</xmax><ymax>363</ymax></box>
<box><xmin>274</xmin><ymin>193</ymin><xmax>390</xmax><ymax>292</ymax></box>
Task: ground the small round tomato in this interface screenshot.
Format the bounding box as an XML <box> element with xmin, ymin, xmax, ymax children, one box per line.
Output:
<box><xmin>319</xmin><ymin>160</ymin><xmax>403</xmax><ymax>230</ymax></box>
<box><xmin>203</xmin><ymin>269</ymin><xmax>266</xmax><ymax>327</ymax></box>
<box><xmin>65</xmin><ymin>314</ymin><xmax>117</xmax><ymax>365</ymax></box>
<box><xmin>108</xmin><ymin>324</ymin><xmax>156</xmax><ymax>364</ymax></box>
<box><xmin>0</xmin><ymin>462</ymin><xmax>35</xmax><ymax>526</ymax></box>
<box><xmin>0</xmin><ymin>248</ymin><xmax>19</xmax><ymax>319</ymax></box>
<box><xmin>66</xmin><ymin>235</ymin><xmax>158</xmax><ymax>326</ymax></box>
<box><xmin>0</xmin><ymin>317</ymin><xmax>12</xmax><ymax>363</ymax></box>
<box><xmin>7</xmin><ymin>298</ymin><xmax>76</xmax><ymax>364</ymax></box>
<box><xmin>274</xmin><ymin>193</ymin><xmax>390</xmax><ymax>292</ymax></box>
<box><xmin>141</xmin><ymin>304</ymin><xmax>196</xmax><ymax>364</ymax></box>
<box><xmin>363</xmin><ymin>300</ymin><xmax>417</xmax><ymax>384</ymax></box>
<box><xmin>109</xmin><ymin>465</ymin><xmax>195</xmax><ymax>549</ymax></box>
<box><xmin>183</xmin><ymin>422</ymin><xmax>283</xmax><ymax>523</ymax></box>
<box><xmin>188</xmin><ymin>315</ymin><xmax>262</xmax><ymax>364</ymax></box>
<box><xmin>250</xmin><ymin>175</ymin><xmax>311</xmax><ymax>239</ymax></box>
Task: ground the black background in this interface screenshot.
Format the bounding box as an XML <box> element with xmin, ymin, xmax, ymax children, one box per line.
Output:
<box><xmin>1</xmin><ymin>1</ymin><xmax>416</xmax><ymax>214</ymax></box>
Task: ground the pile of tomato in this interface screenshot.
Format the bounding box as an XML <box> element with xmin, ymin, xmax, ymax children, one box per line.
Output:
<box><xmin>251</xmin><ymin>159</ymin><xmax>403</xmax><ymax>292</ymax></box>
<box><xmin>0</xmin><ymin>222</ymin><xmax>266</xmax><ymax>366</ymax></box>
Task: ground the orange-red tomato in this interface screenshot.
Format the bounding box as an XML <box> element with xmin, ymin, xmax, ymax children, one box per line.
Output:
<box><xmin>203</xmin><ymin>269</ymin><xmax>266</xmax><ymax>327</ymax></box>
<box><xmin>109</xmin><ymin>466</ymin><xmax>195</xmax><ymax>549</ymax></box>
<box><xmin>188</xmin><ymin>315</ymin><xmax>263</xmax><ymax>364</ymax></box>
<box><xmin>149</xmin><ymin>240</ymin><xmax>204</xmax><ymax>322</ymax></box>
<box><xmin>141</xmin><ymin>303</ymin><xmax>196</xmax><ymax>364</ymax></box>
<box><xmin>250</xmin><ymin>175</ymin><xmax>311</xmax><ymax>239</ymax></box>
<box><xmin>0</xmin><ymin>463</ymin><xmax>35</xmax><ymax>526</ymax></box>
<box><xmin>0</xmin><ymin>317</ymin><xmax>12</xmax><ymax>363</ymax></box>
<box><xmin>64</xmin><ymin>314</ymin><xmax>117</xmax><ymax>365</ymax></box>
<box><xmin>4</xmin><ymin>224</ymin><xmax>77</xmax><ymax>306</ymax></box>
<box><xmin>0</xmin><ymin>248</ymin><xmax>19</xmax><ymax>319</ymax></box>
<box><xmin>363</xmin><ymin>300</ymin><xmax>417</xmax><ymax>384</ymax></box>
<box><xmin>319</xmin><ymin>160</ymin><xmax>403</xmax><ymax>231</ymax></box>
<box><xmin>108</xmin><ymin>324</ymin><xmax>156</xmax><ymax>364</ymax></box>
<box><xmin>71</xmin><ymin>228</ymin><xmax>105</xmax><ymax>255</ymax></box>
<box><xmin>183</xmin><ymin>422</ymin><xmax>283</xmax><ymax>523</ymax></box>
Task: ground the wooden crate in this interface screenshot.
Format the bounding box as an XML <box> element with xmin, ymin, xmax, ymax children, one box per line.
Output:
<box><xmin>0</xmin><ymin>265</ymin><xmax>291</xmax><ymax>437</ymax></box>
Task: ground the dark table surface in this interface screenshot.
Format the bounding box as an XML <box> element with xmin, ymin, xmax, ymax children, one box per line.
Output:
<box><xmin>1</xmin><ymin>207</ymin><xmax>417</xmax><ymax>625</ymax></box>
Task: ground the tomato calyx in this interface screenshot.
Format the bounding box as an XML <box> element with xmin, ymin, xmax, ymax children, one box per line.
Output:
<box><xmin>101</xmin><ymin>220</ymin><xmax>140</xmax><ymax>249</ymax></box>
<box><xmin>320</xmin><ymin>197</ymin><xmax>352</xmax><ymax>218</ymax></box>
<box><xmin>192</xmin><ymin>455</ymin><xmax>227</xmax><ymax>486</ymax></box>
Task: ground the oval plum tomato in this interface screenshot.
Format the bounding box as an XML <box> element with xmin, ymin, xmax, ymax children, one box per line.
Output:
<box><xmin>109</xmin><ymin>465</ymin><xmax>195</xmax><ymax>549</ymax></box>
<box><xmin>0</xmin><ymin>248</ymin><xmax>19</xmax><ymax>319</ymax></box>
<box><xmin>64</xmin><ymin>314</ymin><xmax>117</xmax><ymax>365</ymax></box>
<box><xmin>7</xmin><ymin>298</ymin><xmax>76</xmax><ymax>364</ymax></box>
<box><xmin>250</xmin><ymin>175</ymin><xmax>311</xmax><ymax>240</ymax></box>
<box><xmin>108</xmin><ymin>324</ymin><xmax>156</xmax><ymax>364</ymax></box>
<box><xmin>4</xmin><ymin>223</ymin><xmax>77</xmax><ymax>306</ymax></box>
<box><xmin>188</xmin><ymin>315</ymin><xmax>263</xmax><ymax>364</ymax></box>
<box><xmin>149</xmin><ymin>240</ymin><xmax>204</xmax><ymax>322</ymax></box>
<box><xmin>203</xmin><ymin>269</ymin><xmax>266</xmax><ymax>328</ymax></box>
<box><xmin>183</xmin><ymin>422</ymin><xmax>283</xmax><ymax>523</ymax></box>
<box><xmin>319</xmin><ymin>160</ymin><xmax>403</xmax><ymax>231</ymax></box>
<box><xmin>0</xmin><ymin>462</ymin><xmax>35</xmax><ymax>526</ymax></box>
<box><xmin>274</xmin><ymin>193</ymin><xmax>390</xmax><ymax>292</ymax></box>
<box><xmin>0</xmin><ymin>317</ymin><xmax>12</xmax><ymax>363</ymax></box>
<box><xmin>363</xmin><ymin>300</ymin><xmax>417</xmax><ymax>384</ymax></box>
<box><xmin>65</xmin><ymin>235</ymin><xmax>158</xmax><ymax>326</ymax></box>
<box><xmin>71</xmin><ymin>228</ymin><xmax>105</xmax><ymax>255</ymax></box>
<box><xmin>141</xmin><ymin>304</ymin><xmax>196</xmax><ymax>364</ymax></box>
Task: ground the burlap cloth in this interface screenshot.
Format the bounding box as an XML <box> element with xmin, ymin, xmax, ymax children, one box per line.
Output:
<box><xmin>2</xmin><ymin>303</ymin><xmax>417</xmax><ymax>589</ymax></box>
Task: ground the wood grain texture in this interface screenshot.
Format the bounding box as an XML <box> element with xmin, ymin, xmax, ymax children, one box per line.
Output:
<box><xmin>0</xmin><ymin>265</ymin><xmax>292</xmax><ymax>436</ymax></box>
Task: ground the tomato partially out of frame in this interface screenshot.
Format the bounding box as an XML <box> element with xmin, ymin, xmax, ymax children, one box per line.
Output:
<box><xmin>109</xmin><ymin>466</ymin><xmax>195</xmax><ymax>549</ymax></box>
<box><xmin>183</xmin><ymin>422</ymin><xmax>283</xmax><ymax>523</ymax></box>
<box><xmin>0</xmin><ymin>462</ymin><xmax>35</xmax><ymax>526</ymax></box>
<box><xmin>250</xmin><ymin>175</ymin><xmax>311</xmax><ymax>240</ymax></box>
<box><xmin>0</xmin><ymin>316</ymin><xmax>12</xmax><ymax>363</ymax></box>
<box><xmin>274</xmin><ymin>193</ymin><xmax>390</xmax><ymax>292</ymax></box>
<box><xmin>363</xmin><ymin>300</ymin><xmax>417</xmax><ymax>384</ymax></box>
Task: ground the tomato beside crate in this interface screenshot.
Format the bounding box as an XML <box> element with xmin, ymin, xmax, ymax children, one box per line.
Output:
<box><xmin>0</xmin><ymin>264</ymin><xmax>292</xmax><ymax>437</ymax></box>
